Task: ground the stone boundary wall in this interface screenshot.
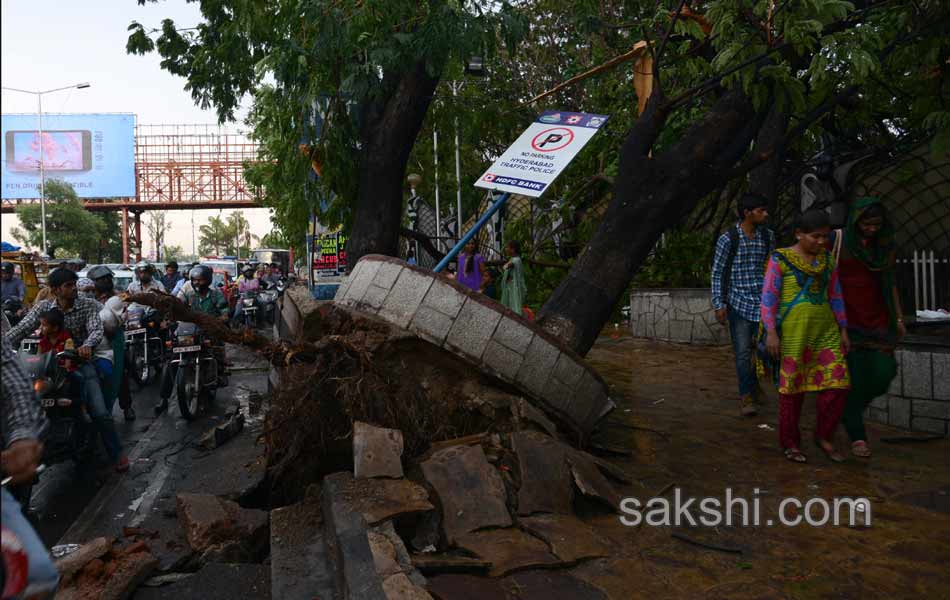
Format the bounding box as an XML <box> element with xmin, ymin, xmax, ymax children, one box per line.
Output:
<box><xmin>630</xmin><ymin>289</ymin><xmax>728</xmax><ymax>345</ymax></box>
<box><xmin>867</xmin><ymin>346</ymin><xmax>950</xmax><ymax>435</ymax></box>
<box><xmin>333</xmin><ymin>255</ymin><xmax>614</xmax><ymax>436</ymax></box>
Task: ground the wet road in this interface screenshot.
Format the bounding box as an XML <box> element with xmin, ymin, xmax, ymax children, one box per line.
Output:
<box><xmin>22</xmin><ymin>342</ymin><xmax>270</xmax><ymax>551</ymax></box>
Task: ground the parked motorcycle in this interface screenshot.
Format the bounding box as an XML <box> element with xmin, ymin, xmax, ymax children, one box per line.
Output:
<box><xmin>170</xmin><ymin>322</ymin><xmax>221</xmax><ymax>421</ymax></box>
<box><xmin>125</xmin><ymin>306</ymin><xmax>166</xmax><ymax>386</ymax></box>
<box><xmin>2</xmin><ymin>298</ymin><xmax>23</xmax><ymax>328</ymax></box>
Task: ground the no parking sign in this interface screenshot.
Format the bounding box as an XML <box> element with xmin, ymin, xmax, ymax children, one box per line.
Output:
<box><xmin>475</xmin><ymin>111</ymin><xmax>608</xmax><ymax>198</ymax></box>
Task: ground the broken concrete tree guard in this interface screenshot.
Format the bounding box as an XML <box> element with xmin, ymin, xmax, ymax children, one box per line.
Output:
<box><xmin>334</xmin><ymin>255</ymin><xmax>615</xmax><ymax>436</ymax></box>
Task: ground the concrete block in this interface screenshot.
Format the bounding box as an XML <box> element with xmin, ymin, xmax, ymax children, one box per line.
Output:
<box><xmin>515</xmin><ymin>335</ymin><xmax>561</xmax><ymax>398</ymax></box>
<box><xmin>379</xmin><ymin>268</ymin><xmax>434</xmax><ymax>329</ymax></box>
<box><xmin>344</xmin><ymin>260</ymin><xmax>381</xmax><ymax>305</ymax></box>
<box><xmin>867</xmin><ymin>407</ymin><xmax>889</xmax><ymax>424</ymax></box>
<box><xmin>567</xmin><ymin>371</ymin><xmax>607</xmax><ymax>429</ymax></box>
<box><xmin>552</xmin><ymin>353</ymin><xmax>584</xmax><ymax>388</ymax></box>
<box><xmin>373</xmin><ymin>261</ymin><xmax>404</xmax><ymax>290</ymax></box>
<box><xmin>900</xmin><ymin>349</ymin><xmax>933</xmax><ymax>399</ymax></box>
<box><xmin>668</xmin><ymin>319</ymin><xmax>693</xmax><ymax>343</ymax></box>
<box><xmin>421</xmin><ymin>280</ymin><xmax>466</xmax><ymax>319</ymax></box>
<box><xmin>492</xmin><ymin>318</ymin><xmax>534</xmax><ymax>354</ymax></box>
<box><xmin>656</xmin><ymin>294</ymin><xmax>672</xmax><ymax>310</ymax></box>
<box><xmin>910</xmin><ymin>417</ymin><xmax>948</xmax><ymax>435</ymax></box>
<box><xmin>353</xmin><ymin>421</ymin><xmax>404</xmax><ymax>479</ymax></box>
<box><xmin>688</xmin><ymin>295</ymin><xmax>712</xmax><ymax>315</ymax></box>
<box><xmin>271</xmin><ymin>502</ymin><xmax>336</xmax><ymax>600</ymax></box>
<box><xmin>321</xmin><ymin>473</ymin><xmax>388</xmax><ymax>600</ymax></box>
<box><xmin>445</xmin><ymin>299</ymin><xmax>502</xmax><ymax>361</ymax></box>
<box><xmin>542</xmin><ymin>376</ymin><xmax>574</xmax><ymax>416</ymax></box>
<box><xmin>409</xmin><ymin>306</ymin><xmax>455</xmax><ymax>346</ymax></box>
<box><xmin>333</xmin><ymin>277</ymin><xmax>351</xmax><ymax>302</ymax></box>
<box><xmin>886</xmin><ymin>349</ymin><xmax>903</xmax><ymax>396</ymax></box>
<box><xmin>933</xmin><ymin>353</ymin><xmax>950</xmax><ymax>401</ymax></box>
<box><xmin>888</xmin><ymin>395</ymin><xmax>911</xmax><ymax>429</ymax></box>
<box><xmin>482</xmin><ymin>340</ymin><xmax>524</xmax><ymax>381</ymax></box>
<box><xmin>912</xmin><ymin>399</ymin><xmax>950</xmax><ymax>420</ymax></box>
<box><xmin>870</xmin><ymin>395</ymin><xmax>889</xmax><ymax>410</ymax></box>
<box><xmin>360</xmin><ymin>284</ymin><xmax>391</xmax><ymax>312</ymax></box>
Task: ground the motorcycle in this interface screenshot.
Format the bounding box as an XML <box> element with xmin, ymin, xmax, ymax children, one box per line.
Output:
<box><xmin>2</xmin><ymin>298</ymin><xmax>23</xmax><ymax>328</ymax></box>
<box><xmin>239</xmin><ymin>290</ymin><xmax>260</xmax><ymax>328</ymax></box>
<box><xmin>12</xmin><ymin>347</ymin><xmax>95</xmax><ymax>506</ymax></box>
<box><xmin>169</xmin><ymin>322</ymin><xmax>221</xmax><ymax>421</ymax></box>
<box><xmin>125</xmin><ymin>306</ymin><xmax>166</xmax><ymax>386</ymax></box>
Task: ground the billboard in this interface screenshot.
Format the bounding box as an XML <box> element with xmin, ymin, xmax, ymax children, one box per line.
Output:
<box><xmin>1</xmin><ymin>113</ymin><xmax>135</xmax><ymax>199</ymax></box>
<box><xmin>312</xmin><ymin>231</ymin><xmax>348</xmax><ymax>278</ymax></box>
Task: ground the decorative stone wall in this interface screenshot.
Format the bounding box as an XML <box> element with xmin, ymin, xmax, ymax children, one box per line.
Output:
<box><xmin>866</xmin><ymin>346</ymin><xmax>950</xmax><ymax>435</ymax></box>
<box><xmin>333</xmin><ymin>255</ymin><xmax>614</xmax><ymax>436</ymax></box>
<box><xmin>629</xmin><ymin>289</ymin><xmax>727</xmax><ymax>345</ymax></box>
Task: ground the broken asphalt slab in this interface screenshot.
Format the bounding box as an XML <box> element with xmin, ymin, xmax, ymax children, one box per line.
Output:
<box><xmin>353</xmin><ymin>420</ymin><xmax>405</xmax><ymax>479</ymax></box>
<box><xmin>270</xmin><ymin>500</ymin><xmax>336</xmax><ymax>600</ymax></box>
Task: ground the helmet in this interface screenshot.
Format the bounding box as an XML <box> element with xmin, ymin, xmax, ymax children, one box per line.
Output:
<box><xmin>1</xmin><ymin>262</ymin><xmax>13</xmax><ymax>273</ymax></box>
<box><xmin>242</xmin><ymin>264</ymin><xmax>255</xmax><ymax>276</ymax></box>
<box><xmin>87</xmin><ymin>265</ymin><xmax>114</xmax><ymax>280</ymax></box>
<box><xmin>134</xmin><ymin>260</ymin><xmax>154</xmax><ymax>274</ymax></box>
<box><xmin>189</xmin><ymin>264</ymin><xmax>213</xmax><ymax>285</ymax></box>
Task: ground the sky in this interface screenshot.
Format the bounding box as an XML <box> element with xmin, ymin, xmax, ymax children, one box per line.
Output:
<box><xmin>0</xmin><ymin>0</ymin><xmax>272</xmax><ymax>258</ymax></box>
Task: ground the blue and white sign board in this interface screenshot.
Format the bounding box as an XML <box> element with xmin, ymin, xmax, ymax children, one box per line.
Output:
<box><xmin>1</xmin><ymin>113</ymin><xmax>136</xmax><ymax>199</ymax></box>
<box><xmin>474</xmin><ymin>110</ymin><xmax>609</xmax><ymax>198</ymax></box>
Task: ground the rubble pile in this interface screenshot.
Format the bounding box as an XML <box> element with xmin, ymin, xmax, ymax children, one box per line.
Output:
<box><xmin>52</xmin><ymin>537</ymin><xmax>159</xmax><ymax>600</ymax></box>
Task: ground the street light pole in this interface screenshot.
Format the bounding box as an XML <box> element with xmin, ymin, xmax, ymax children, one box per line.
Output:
<box><xmin>1</xmin><ymin>82</ymin><xmax>91</xmax><ymax>256</ymax></box>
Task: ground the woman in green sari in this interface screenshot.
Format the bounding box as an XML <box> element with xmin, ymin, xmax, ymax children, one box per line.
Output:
<box><xmin>834</xmin><ymin>197</ymin><xmax>904</xmax><ymax>458</ymax></box>
<box><xmin>499</xmin><ymin>240</ymin><xmax>527</xmax><ymax>316</ymax></box>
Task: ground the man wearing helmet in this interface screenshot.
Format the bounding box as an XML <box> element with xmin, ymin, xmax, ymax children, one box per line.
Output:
<box><xmin>88</xmin><ymin>265</ymin><xmax>136</xmax><ymax>421</ymax></box>
<box><xmin>6</xmin><ymin>268</ymin><xmax>129</xmax><ymax>472</ymax></box>
<box><xmin>1</xmin><ymin>261</ymin><xmax>26</xmax><ymax>305</ymax></box>
<box><xmin>128</xmin><ymin>260</ymin><xmax>167</xmax><ymax>295</ymax></box>
<box><xmin>155</xmin><ymin>264</ymin><xmax>229</xmax><ymax>415</ymax></box>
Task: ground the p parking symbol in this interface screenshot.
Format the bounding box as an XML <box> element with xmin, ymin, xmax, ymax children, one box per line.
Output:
<box><xmin>531</xmin><ymin>128</ymin><xmax>574</xmax><ymax>152</ymax></box>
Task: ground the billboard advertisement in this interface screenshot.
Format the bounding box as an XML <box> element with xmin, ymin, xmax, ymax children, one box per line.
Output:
<box><xmin>1</xmin><ymin>113</ymin><xmax>135</xmax><ymax>199</ymax></box>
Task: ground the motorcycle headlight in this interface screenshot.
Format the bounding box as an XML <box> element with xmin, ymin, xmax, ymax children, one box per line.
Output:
<box><xmin>243</xmin><ymin>298</ymin><xmax>255</xmax><ymax>306</ymax></box>
<box><xmin>34</xmin><ymin>378</ymin><xmax>49</xmax><ymax>395</ymax></box>
<box><xmin>176</xmin><ymin>335</ymin><xmax>195</xmax><ymax>346</ymax></box>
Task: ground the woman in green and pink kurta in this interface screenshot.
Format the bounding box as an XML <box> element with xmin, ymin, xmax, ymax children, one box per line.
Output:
<box><xmin>761</xmin><ymin>209</ymin><xmax>851</xmax><ymax>463</ymax></box>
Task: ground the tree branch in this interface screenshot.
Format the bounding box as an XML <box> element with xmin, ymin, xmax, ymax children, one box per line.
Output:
<box><xmin>399</xmin><ymin>227</ymin><xmax>445</xmax><ymax>261</ymax></box>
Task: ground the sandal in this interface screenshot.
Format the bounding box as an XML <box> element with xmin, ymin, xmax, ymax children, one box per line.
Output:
<box><xmin>851</xmin><ymin>440</ymin><xmax>872</xmax><ymax>458</ymax></box>
<box><xmin>815</xmin><ymin>439</ymin><xmax>845</xmax><ymax>463</ymax></box>
<box><xmin>784</xmin><ymin>448</ymin><xmax>808</xmax><ymax>463</ymax></box>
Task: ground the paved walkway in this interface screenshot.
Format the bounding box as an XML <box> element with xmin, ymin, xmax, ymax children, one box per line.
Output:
<box><xmin>569</xmin><ymin>334</ymin><xmax>950</xmax><ymax>599</ymax></box>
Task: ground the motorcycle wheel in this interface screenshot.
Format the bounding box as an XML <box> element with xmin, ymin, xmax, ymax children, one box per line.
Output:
<box><xmin>131</xmin><ymin>350</ymin><xmax>151</xmax><ymax>386</ymax></box>
<box><xmin>176</xmin><ymin>367</ymin><xmax>199</xmax><ymax>421</ymax></box>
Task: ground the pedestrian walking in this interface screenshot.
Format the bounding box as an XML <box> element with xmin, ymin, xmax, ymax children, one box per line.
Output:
<box><xmin>499</xmin><ymin>240</ymin><xmax>527</xmax><ymax>316</ymax></box>
<box><xmin>832</xmin><ymin>197</ymin><xmax>904</xmax><ymax>458</ymax></box>
<box><xmin>710</xmin><ymin>193</ymin><xmax>775</xmax><ymax>416</ymax></box>
<box><xmin>761</xmin><ymin>209</ymin><xmax>851</xmax><ymax>464</ymax></box>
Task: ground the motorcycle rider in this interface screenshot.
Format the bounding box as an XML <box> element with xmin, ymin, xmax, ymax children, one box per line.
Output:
<box><xmin>128</xmin><ymin>260</ymin><xmax>167</xmax><ymax>296</ymax></box>
<box><xmin>1</xmin><ymin>336</ymin><xmax>60</xmax><ymax>598</ymax></box>
<box><xmin>88</xmin><ymin>265</ymin><xmax>136</xmax><ymax>422</ymax></box>
<box><xmin>155</xmin><ymin>265</ymin><xmax>229</xmax><ymax>415</ymax></box>
<box><xmin>160</xmin><ymin>260</ymin><xmax>183</xmax><ymax>292</ymax></box>
<box><xmin>232</xmin><ymin>265</ymin><xmax>260</xmax><ymax>326</ymax></box>
<box><xmin>2</xmin><ymin>261</ymin><xmax>26</xmax><ymax>304</ymax></box>
<box><xmin>5</xmin><ymin>267</ymin><xmax>129</xmax><ymax>472</ymax></box>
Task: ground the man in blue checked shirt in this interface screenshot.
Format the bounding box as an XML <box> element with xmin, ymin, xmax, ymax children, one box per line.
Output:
<box><xmin>711</xmin><ymin>193</ymin><xmax>775</xmax><ymax>417</ymax></box>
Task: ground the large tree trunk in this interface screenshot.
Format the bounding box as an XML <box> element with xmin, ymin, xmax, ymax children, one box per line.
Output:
<box><xmin>748</xmin><ymin>99</ymin><xmax>790</xmax><ymax>216</ymax></box>
<box><xmin>347</xmin><ymin>61</ymin><xmax>441</xmax><ymax>266</ymax></box>
<box><xmin>537</xmin><ymin>90</ymin><xmax>763</xmax><ymax>356</ymax></box>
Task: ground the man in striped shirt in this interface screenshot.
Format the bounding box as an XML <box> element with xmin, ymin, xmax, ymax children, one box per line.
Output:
<box><xmin>711</xmin><ymin>193</ymin><xmax>775</xmax><ymax>416</ymax></box>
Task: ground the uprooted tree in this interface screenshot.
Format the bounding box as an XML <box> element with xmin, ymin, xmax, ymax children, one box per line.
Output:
<box><xmin>129</xmin><ymin>0</ymin><xmax>950</xmax><ymax>356</ymax></box>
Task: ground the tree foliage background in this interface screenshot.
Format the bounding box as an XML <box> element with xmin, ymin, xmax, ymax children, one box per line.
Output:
<box><xmin>129</xmin><ymin>0</ymin><xmax>949</xmax><ymax>346</ymax></box>
<box><xmin>12</xmin><ymin>179</ymin><xmax>124</xmax><ymax>262</ymax></box>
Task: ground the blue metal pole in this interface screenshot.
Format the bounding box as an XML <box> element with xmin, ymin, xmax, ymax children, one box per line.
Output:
<box><xmin>433</xmin><ymin>192</ymin><xmax>510</xmax><ymax>273</ymax></box>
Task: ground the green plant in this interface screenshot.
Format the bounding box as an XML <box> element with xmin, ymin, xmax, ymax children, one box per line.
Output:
<box><xmin>633</xmin><ymin>229</ymin><xmax>714</xmax><ymax>289</ymax></box>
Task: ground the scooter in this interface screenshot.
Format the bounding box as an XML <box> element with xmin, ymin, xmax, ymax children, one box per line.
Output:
<box><xmin>170</xmin><ymin>322</ymin><xmax>223</xmax><ymax>421</ymax></box>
